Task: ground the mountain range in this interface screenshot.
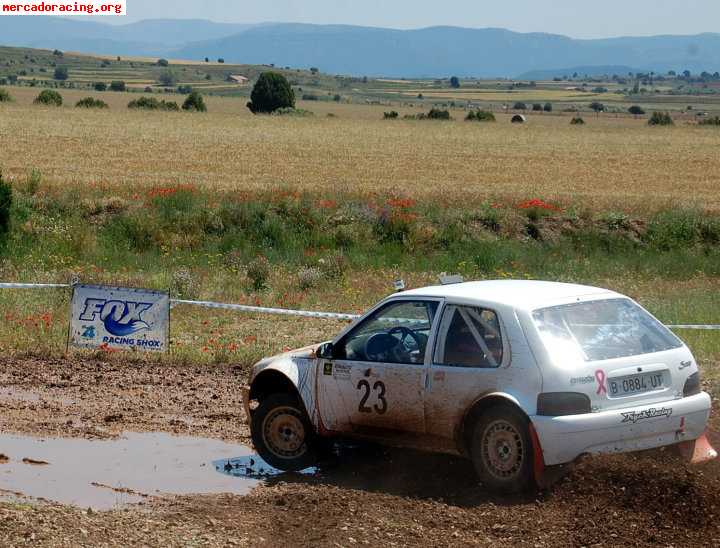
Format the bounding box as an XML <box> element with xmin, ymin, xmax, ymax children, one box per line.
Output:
<box><xmin>1</xmin><ymin>16</ymin><xmax>719</xmax><ymax>78</ymax></box>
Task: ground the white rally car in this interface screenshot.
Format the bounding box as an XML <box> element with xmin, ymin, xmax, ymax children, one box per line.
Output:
<box><xmin>242</xmin><ymin>280</ymin><xmax>715</xmax><ymax>492</ymax></box>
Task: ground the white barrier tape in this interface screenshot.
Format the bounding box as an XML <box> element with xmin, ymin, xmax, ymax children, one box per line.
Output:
<box><xmin>668</xmin><ymin>325</ymin><xmax>720</xmax><ymax>330</ymax></box>
<box><xmin>3</xmin><ymin>282</ymin><xmax>720</xmax><ymax>328</ymax></box>
<box><xmin>0</xmin><ymin>282</ymin><xmax>70</xmax><ymax>289</ymax></box>
<box><xmin>171</xmin><ymin>299</ymin><xmax>360</xmax><ymax>321</ymax></box>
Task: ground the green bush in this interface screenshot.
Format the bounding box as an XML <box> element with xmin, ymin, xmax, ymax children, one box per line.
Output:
<box><xmin>648</xmin><ymin>111</ymin><xmax>673</xmax><ymax>126</ymax></box>
<box><xmin>109</xmin><ymin>80</ymin><xmax>126</xmax><ymax>92</ymax></box>
<box><xmin>543</xmin><ymin>103</ymin><xmax>552</xmax><ymax>112</ymax></box>
<box><xmin>628</xmin><ymin>105</ymin><xmax>645</xmax><ymax>116</ymax></box>
<box><xmin>532</xmin><ymin>103</ymin><xmax>543</xmax><ymax>111</ymax></box>
<box><xmin>157</xmin><ymin>58</ymin><xmax>169</xmax><ymax>67</ymax></box>
<box><xmin>570</xmin><ymin>116</ymin><xmax>585</xmax><ymax>125</ymax></box>
<box><xmin>53</xmin><ymin>66</ymin><xmax>68</xmax><ymax>81</ymax></box>
<box><xmin>0</xmin><ymin>171</ymin><xmax>11</xmax><ymax>243</ymax></box>
<box><xmin>699</xmin><ymin>116</ymin><xmax>720</xmax><ymax>126</ymax></box>
<box><xmin>93</xmin><ymin>82</ymin><xmax>107</xmax><ymax>91</ymax></box>
<box><xmin>34</xmin><ymin>89</ymin><xmax>62</xmax><ymax>106</ymax></box>
<box><xmin>158</xmin><ymin>70</ymin><xmax>177</xmax><ymax>87</ymax></box>
<box><xmin>465</xmin><ymin>110</ymin><xmax>495</xmax><ymax>122</ymax></box>
<box><xmin>75</xmin><ymin>97</ymin><xmax>109</xmax><ymax>109</ymax></box>
<box><xmin>246</xmin><ymin>255</ymin><xmax>270</xmax><ymax>290</ymax></box>
<box><xmin>182</xmin><ymin>91</ymin><xmax>207</xmax><ymax>112</ymax></box>
<box><xmin>302</xmin><ymin>93</ymin><xmax>319</xmax><ymax>101</ymax></box>
<box><xmin>128</xmin><ymin>96</ymin><xmax>179</xmax><ymax>111</ymax></box>
<box><xmin>426</xmin><ymin>108</ymin><xmax>451</xmax><ymax>120</ymax></box>
<box><xmin>645</xmin><ymin>210</ymin><xmax>699</xmax><ymax>250</ymax></box>
<box><xmin>0</xmin><ymin>88</ymin><xmax>12</xmax><ymax>102</ymax></box>
<box><xmin>383</xmin><ymin>111</ymin><xmax>399</xmax><ymax>119</ymax></box>
<box><xmin>246</xmin><ymin>72</ymin><xmax>295</xmax><ymax>114</ymax></box>
<box><xmin>513</xmin><ymin>102</ymin><xmax>527</xmax><ymax>110</ymax></box>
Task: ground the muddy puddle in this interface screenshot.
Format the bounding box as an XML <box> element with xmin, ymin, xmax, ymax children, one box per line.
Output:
<box><xmin>0</xmin><ymin>431</ymin><xmax>312</xmax><ymax>510</ymax></box>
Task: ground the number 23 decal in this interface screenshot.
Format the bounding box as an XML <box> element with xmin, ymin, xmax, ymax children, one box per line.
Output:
<box><xmin>357</xmin><ymin>380</ymin><xmax>387</xmax><ymax>414</ymax></box>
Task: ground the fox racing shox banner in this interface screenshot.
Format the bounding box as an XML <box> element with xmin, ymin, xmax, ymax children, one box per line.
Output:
<box><xmin>69</xmin><ymin>285</ymin><xmax>169</xmax><ymax>352</ymax></box>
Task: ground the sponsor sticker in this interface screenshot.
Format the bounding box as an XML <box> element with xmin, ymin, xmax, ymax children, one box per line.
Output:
<box><xmin>570</xmin><ymin>375</ymin><xmax>594</xmax><ymax>386</ymax></box>
<box><xmin>332</xmin><ymin>363</ymin><xmax>352</xmax><ymax>380</ymax></box>
<box><xmin>68</xmin><ymin>285</ymin><xmax>169</xmax><ymax>352</ymax></box>
<box><xmin>621</xmin><ymin>407</ymin><xmax>673</xmax><ymax>424</ymax></box>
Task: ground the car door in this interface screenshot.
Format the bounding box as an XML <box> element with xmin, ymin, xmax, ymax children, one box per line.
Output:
<box><xmin>317</xmin><ymin>299</ymin><xmax>440</xmax><ymax>435</ymax></box>
<box><xmin>424</xmin><ymin>303</ymin><xmax>512</xmax><ymax>439</ymax></box>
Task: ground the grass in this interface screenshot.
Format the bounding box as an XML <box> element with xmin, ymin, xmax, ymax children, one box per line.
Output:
<box><xmin>0</xmin><ymin>81</ymin><xmax>720</xmax><ymax>386</ymax></box>
<box><xmin>1</xmin><ymin>89</ymin><xmax>720</xmax><ymax>213</ymax></box>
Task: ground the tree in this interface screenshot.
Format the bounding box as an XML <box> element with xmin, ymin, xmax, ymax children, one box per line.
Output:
<box><xmin>628</xmin><ymin>105</ymin><xmax>645</xmax><ymax>117</ymax></box>
<box><xmin>246</xmin><ymin>72</ymin><xmax>295</xmax><ymax>114</ymax></box>
<box><xmin>532</xmin><ymin>103</ymin><xmax>542</xmax><ymax>111</ymax></box>
<box><xmin>590</xmin><ymin>102</ymin><xmax>605</xmax><ymax>112</ymax></box>
<box><xmin>34</xmin><ymin>89</ymin><xmax>62</xmax><ymax>106</ymax></box>
<box><xmin>53</xmin><ymin>66</ymin><xmax>68</xmax><ymax>80</ymax></box>
<box><xmin>513</xmin><ymin>102</ymin><xmax>527</xmax><ymax>110</ymax></box>
<box><xmin>182</xmin><ymin>91</ymin><xmax>207</xmax><ymax>112</ymax></box>
<box><xmin>158</xmin><ymin>70</ymin><xmax>177</xmax><ymax>87</ymax></box>
<box><xmin>94</xmin><ymin>82</ymin><xmax>107</xmax><ymax>91</ymax></box>
<box><xmin>648</xmin><ymin>111</ymin><xmax>674</xmax><ymax>126</ymax></box>
<box><xmin>543</xmin><ymin>102</ymin><xmax>552</xmax><ymax>112</ymax></box>
<box><xmin>310</xmin><ymin>67</ymin><xmax>319</xmax><ymax>75</ymax></box>
<box><xmin>204</xmin><ymin>57</ymin><xmax>209</xmax><ymax>63</ymax></box>
<box><xmin>157</xmin><ymin>58</ymin><xmax>169</xmax><ymax>67</ymax></box>
<box><xmin>53</xmin><ymin>49</ymin><xmax>63</xmax><ymax>57</ymax></box>
<box><xmin>109</xmin><ymin>81</ymin><xmax>126</xmax><ymax>92</ymax></box>
<box><xmin>218</xmin><ymin>58</ymin><xmax>225</xmax><ymax>64</ymax></box>
<box><xmin>449</xmin><ymin>76</ymin><xmax>460</xmax><ymax>88</ymax></box>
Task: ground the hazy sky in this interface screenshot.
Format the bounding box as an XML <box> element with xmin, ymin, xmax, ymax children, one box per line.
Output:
<box><xmin>107</xmin><ymin>0</ymin><xmax>720</xmax><ymax>38</ymax></box>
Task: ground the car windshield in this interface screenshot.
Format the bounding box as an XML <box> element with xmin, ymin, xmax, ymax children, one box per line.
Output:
<box><xmin>532</xmin><ymin>298</ymin><xmax>683</xmax><ymax>364</ymax></box>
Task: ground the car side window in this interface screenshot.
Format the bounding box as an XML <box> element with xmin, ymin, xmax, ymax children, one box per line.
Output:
<box><xmin>434</xmin><ymin>305</ymin><xmax>503</xmax><ymax>368</ymax></box>
<box><xmin>334</xmin><ymin>300</ymin><xmax>438</xmax><ymax>365</ymax></box>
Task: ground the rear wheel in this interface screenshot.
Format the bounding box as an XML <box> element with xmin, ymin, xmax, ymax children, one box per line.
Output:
<box><xmin>470</xmin><ymin>405</ymin><xmax>534</xmax><ymax>493</ymax></box>
<box><xmin>250</xmin><ymin>393</ymin><xmax>318</xmax><ymax>471</ymax></box>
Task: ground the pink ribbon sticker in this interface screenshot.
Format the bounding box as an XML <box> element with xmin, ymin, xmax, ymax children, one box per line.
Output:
<box><xmin>595</xmin><ymin>369</ymin><xmax>607</xmax><ymax>395</ymax></box>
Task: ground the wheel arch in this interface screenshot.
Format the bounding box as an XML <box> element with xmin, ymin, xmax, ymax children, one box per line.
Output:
<box><xmin>249</xmin><ymin>370</ymin><xmax>303</xmax><ymax>410</ymax></box>
<box><xmin>457</xmin><ymin>392</ymin><xmax>531</xmax><ymax>456</ymax></box>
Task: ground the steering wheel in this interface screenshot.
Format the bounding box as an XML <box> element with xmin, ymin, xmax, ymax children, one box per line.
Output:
<box><xmin>388</xmin><ymin>326</ymin><xmax>423</xmax><ymax>352</ymax></box>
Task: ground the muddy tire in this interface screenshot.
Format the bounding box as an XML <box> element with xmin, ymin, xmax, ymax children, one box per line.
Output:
<box><xmin>250</xmin><ymin>393</ymin><xmax>318</xmax><ymax>472</ymax></box>
<box><xmin>470</xmin><ymin>405</ymin><xmax>534</xmax><ymax>493</ymax></box>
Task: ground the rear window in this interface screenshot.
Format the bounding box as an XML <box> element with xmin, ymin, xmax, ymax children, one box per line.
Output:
<box><xmin>532</xmin><ymin>298</ymin><xmax>682</xmax><ymax>363</ymax></box>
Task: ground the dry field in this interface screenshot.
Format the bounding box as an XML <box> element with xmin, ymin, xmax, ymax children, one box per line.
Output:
<box><xmin>1</xmin><ymin>86</ymin><xmax>719</xmax><ymax>213</ymax></box>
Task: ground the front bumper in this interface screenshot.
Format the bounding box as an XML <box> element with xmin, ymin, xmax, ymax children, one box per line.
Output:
<box><xmin>531</xmin><ymin>392</ymin><xmax>713</xmax><ymax>466</ymax></box>
<box><xmin>240</xmin><ymin>385</ymin><xmax>251</xmax><ymax>424</ymax></box>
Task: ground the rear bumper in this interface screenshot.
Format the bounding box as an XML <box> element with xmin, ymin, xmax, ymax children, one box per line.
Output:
<box><xmin>531</xmin><ymin>392</ymin><xmax>712</xmax><ymax>466</ymax></box>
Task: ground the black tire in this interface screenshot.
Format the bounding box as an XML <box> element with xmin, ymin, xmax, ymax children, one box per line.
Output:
<box><xmin>469</xmin><ymin>405</ymin><xmax>534</xmax><ymax>493</ymax></box>
<box><xmin>250</xmin><ymin>393</ymin><xmax>318</xmax><ymax>471</ymax></box>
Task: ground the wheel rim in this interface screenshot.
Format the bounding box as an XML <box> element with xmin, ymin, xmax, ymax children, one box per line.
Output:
<box><xmin>481</xmin><ymin>419</ymin><xmax>524</xmax><ymax>480</ymax></box>
<box><xmin>262</xmin><ymin>406</ymin><xmax>308</xmax><ymax>460</ymax></box>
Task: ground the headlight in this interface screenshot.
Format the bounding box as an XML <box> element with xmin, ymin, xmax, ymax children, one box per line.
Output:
<box><xmin>537</xmin><ymin>392</ymin><xmax>591</xmax><ymax>416</ymax></box>
<box><xmin>683</xmin><ymin>372</ymin><xmax>701</xmax><ymax>397</ymax></box>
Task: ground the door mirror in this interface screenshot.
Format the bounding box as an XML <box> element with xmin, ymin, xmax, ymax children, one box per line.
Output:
<box><xmin>317</xmin><ymin>342</ymin><xmax>334</xmax><ymax>359</ymax></box>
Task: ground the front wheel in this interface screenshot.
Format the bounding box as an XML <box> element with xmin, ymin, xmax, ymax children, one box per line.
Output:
<box><xmin>470</xmin><ymin>405</ymin><xmax>534</xmax><ymax>493</ymax></box>
<box><xmin>250</xmin><ymin>393</ymin><xmax>319</xmax><ymax>471</ymax></box>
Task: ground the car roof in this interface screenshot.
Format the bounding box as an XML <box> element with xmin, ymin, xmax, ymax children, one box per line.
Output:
<box><xmin>398</xmin><ymin>280</ymin><xmax>621</xmax><ymax>311</ymax></box>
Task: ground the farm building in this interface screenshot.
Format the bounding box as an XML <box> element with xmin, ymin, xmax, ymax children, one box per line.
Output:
<box><xmin>227</xmin><ymin>74</ymin><xmax>249</xmax><ymax>84</ymax></box>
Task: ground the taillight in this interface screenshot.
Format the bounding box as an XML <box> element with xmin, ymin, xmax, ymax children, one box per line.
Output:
<box><xmin>683</xmin><ymin>372</ymin><xmax>701</xmax><ymax>397</ymax></box>
<box><xmin>537</xmin><ymin>392</ymin><xmax>591</xmax><ymax>416</ymax></box>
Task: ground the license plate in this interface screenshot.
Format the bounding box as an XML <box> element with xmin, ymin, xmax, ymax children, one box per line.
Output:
<box><xmin>609</xmin><ymin>372</ymin><xmax>664</xmax><ymax>397</ymax></box>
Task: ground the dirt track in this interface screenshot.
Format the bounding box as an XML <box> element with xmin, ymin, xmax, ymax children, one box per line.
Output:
<box><xmin>1</xmin><ymin>356</ymin><xmax>720</xmax><ymax>547</ymax></box>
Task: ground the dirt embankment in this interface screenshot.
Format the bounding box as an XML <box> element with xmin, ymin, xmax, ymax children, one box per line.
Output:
<box><xmin>1</xmin><ymin>357</ymin><xmax>719</xmax><ymax>547</ymax></box>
